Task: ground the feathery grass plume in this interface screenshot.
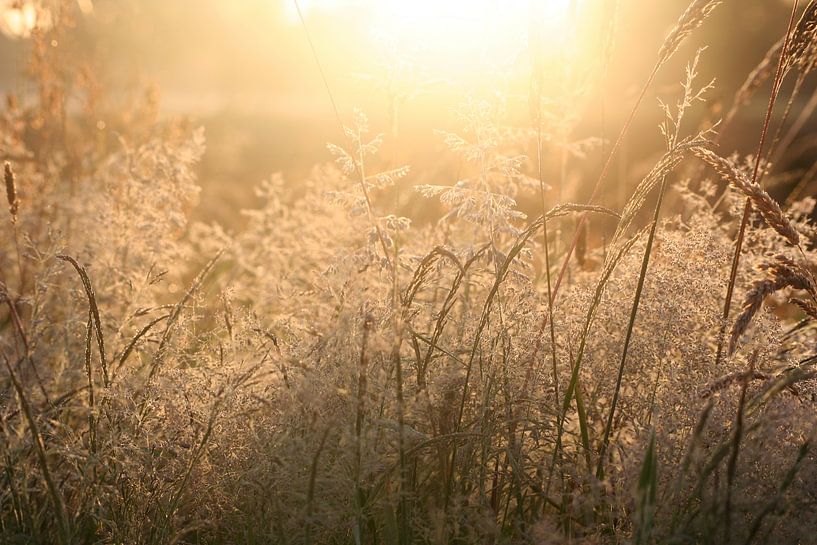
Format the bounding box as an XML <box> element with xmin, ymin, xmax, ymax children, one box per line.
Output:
<box><xmin>658</xmin><ymin>0</ymin><xmax>721</xmax><ymax>65</ymax></box>
<box><xmin>729</xmin><ymin>255</ymin><xmax>816</xmax><ymax>354</ymax></box>
<box><xmin>784</xmin><ymin>0</ymin><xmax>817</xmax><ymax>73</ymax></box>
<box><xmin>693</xmin><ymin>147</ymin><xmax>800</xmax><ymax>246</ymax></box>
<box><xmin>4</xmin><ymin>161</ymin><xmax>18</xmax><ymax>222</ymax></box>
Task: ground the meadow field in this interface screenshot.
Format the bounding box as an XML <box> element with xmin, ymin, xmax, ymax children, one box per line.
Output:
<box><xmin>2</xmin><ymin>0</ymin><xmax>817</xmax><ymax>543</ymax></box>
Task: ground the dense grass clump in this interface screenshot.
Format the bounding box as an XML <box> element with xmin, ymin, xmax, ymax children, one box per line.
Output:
<box><xmin>3</xmin><ymin>0</ymin><xmax>817</xmax><ymax>543</ymax></box>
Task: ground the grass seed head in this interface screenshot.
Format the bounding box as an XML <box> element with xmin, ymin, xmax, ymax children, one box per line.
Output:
<box><xmin>693</xmin><ymin>147</ymin><xmax>800</xmax><ymax>246</ymax></box>
<box><xmin>730</xmin><ymin>255</ymin><xmax>815</xmax><ymax>354</ymax></box>
<box><xmin>784</xmin><ymin>0</ymin><xmax>817</xmax><ymax>73</ymax></box>
<box><xmin>4</xmin><ymin>161</ymin><xmax>18</xmax><ymax>223</ymax></box>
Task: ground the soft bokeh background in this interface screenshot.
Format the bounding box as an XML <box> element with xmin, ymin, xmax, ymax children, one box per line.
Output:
<box><xmin>0</xmin><ymin>0</ymin><xmax>804</xmax><ymax>228</ymax></box>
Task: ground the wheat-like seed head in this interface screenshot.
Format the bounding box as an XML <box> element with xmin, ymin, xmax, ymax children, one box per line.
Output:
<box><xmin>693</xmin><ymin>147</ymin><xmax>800</xmax><ymax>246</ymax></box>
<box><xmin>658</xmin><ymin>0</ymin><xmax>721</xmax><ymax>65</ymax></box>
<box><xmin>729</xmin><ymin>255</ymin><xmax>816</xmax><ymax>354</ymax></box>
<box><xmin>4</xmin><ymin>161</ymin><xmax>18</xmax><ymax>223</ymax></box>
<box><xmin>784</xmin><ymin>0</ymin><xmax>817</xmax><ymax>73</ymax></box>
<box><xmin>701</xmin><ymin>369</ymin><xmax>770</xmax><ymax>398</ymax></box>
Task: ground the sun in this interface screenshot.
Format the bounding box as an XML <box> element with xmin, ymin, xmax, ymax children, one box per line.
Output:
<box><xmin>287</xmin><ymin>0</ymin><xmax>574</xmax><ymax>32</ymax></box>
<box><xmin>370</xmin><ymin>0</ymin><xmax>574</xmax><ymax>45</ymax></box>
<box><xmin>285</xmin><ymin>0</ymin><xmax>578</xmax><ymax>81</ymax></box>
<box><xmin>371</xmin><ymin>0</ymin><xmax>572</xmax><ymax>26</ymax></box>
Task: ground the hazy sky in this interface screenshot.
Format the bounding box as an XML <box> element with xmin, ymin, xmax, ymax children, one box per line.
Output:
<box><xmin>0</xmin><ymin>0</ymin><xmax>791</xmax><ymax>121</ymax></box>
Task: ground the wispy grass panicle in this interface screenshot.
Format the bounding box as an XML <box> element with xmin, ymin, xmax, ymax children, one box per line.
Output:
<box><xmin>543</xmin><ymin>0</ymin><xmax>721</xmax><ymax>338</ymax></box>
<box><xmin>658</xmin><ymin>0</ymin><xmax>721</xmax><ymax>65</ymax></box>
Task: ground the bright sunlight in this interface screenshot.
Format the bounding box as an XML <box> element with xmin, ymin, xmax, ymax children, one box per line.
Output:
<box><xmin>284</xmin><ymin>0</ymin><xmax>578</xmax><ymax>80</ymax></box>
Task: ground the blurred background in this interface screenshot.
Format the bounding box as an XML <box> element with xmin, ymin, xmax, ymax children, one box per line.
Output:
<box><xmin>0</xmin><ymin>0</ymin><xmax>804</xmax><ymax>229</ymax></box>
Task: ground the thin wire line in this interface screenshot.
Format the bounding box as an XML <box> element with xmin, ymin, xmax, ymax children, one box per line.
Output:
<box><xmin>293</xmin><ymin>0</ymin><xmax>345</xmax><ymax>133</ymax></box>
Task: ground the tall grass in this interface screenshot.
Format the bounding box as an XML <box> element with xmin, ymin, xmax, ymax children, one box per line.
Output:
<box><xmin>3</xmin><ymin>0</ymin><xmax>817</xmax><ymax>544</ymax></box>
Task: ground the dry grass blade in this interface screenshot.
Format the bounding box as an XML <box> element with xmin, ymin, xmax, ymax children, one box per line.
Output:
<box><xmin>444</xmin><ymin>203</ymin><xmax>621</xmax><ymax>503</ymax></box>
<box><xmin>1</xmin><ymin>351</ymin><xmax>69</xmax><ymax>544</ymax></box>
<box><xmin>693</xmin><ymin>148</ymin><xmax>800</xmax><ymax>246</ymax></box>
<box><xmin>354</xmin><ymin>313</ymin><xmax>372</xmax><ymax>542</ymax></box>
<box><xmin>724</xmin><ymin>349</ymin><xmax>759</xmax><ymax>541</ymax></box>
<box><xmin>552</xmin><ymin>225</ymin><xmax>650</xmax><ymax>480</ymax></box>
<box><xmin>744</xmin><ymin>440</ymin><xmax>811</xmax><ymax>544</ymax></box>
<box><xmin>57</xmin><ymin>254</ymin><xmax>109</xmax><ymax>387</ymax></box>
<box><xmin>305</xmin><ymin>425</ymin><xmax>331</xmax><ymax>545</ymax></box>
<box><xmin>729</xmin><ymin>255</ymin><xmax>816</xmax><ymax>354</ymax></box>
<box><xmin>112</xmin><ymin>313</ymin><xmax>171</xmax><ymax>380</ymax></box>
<box><xmin>417</xmin><ymin>244</ymin><xmax>489</xmax><ymax>388</ymax></box>
<box><xmin>402</xmin><ymin>246</ymin><xmax>461</xmax><ymax>308</ymax></box>
<box><xmin>701</xmin><ymin>369</ymin><xmax>770</xmax><ymax>399</ymax></box>
<box><xmin>729</xmin><ymin>39</ymin><xmax>783</xmax><ymax>118</ymax></box>
<box><xmin>0</xmin><ymin>280</ymin><xmax>50</xmax><ymax>402</ymax></box>
<box><xmin>454</xmin><ymin>204</ymin><xmax>621</xmax><ymax>431</ymax></box>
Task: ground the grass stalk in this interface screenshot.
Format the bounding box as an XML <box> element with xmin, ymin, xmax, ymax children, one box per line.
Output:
<box><xmin>596</xmin><ymin>49</ymin><xmax>708</xmax><ymax>478</ymax></box>
<box><xmin>1</xmin><ymin>351</ymin><xmax>69</xmax><ymax>544</ymax></box>
<box><xmin>715</xmin><ymin>0</ymin><xmax>800</xmax><ymax>366</ymax></box>
<box><xmin>305</xmin><ymin>426</ymin><xmax>331</xmax><ymax>545</ymax></box>
<box><xmin>723</xmin><ymin>350</ymin><xmax>758</xmax><ymax>543</ymax></box>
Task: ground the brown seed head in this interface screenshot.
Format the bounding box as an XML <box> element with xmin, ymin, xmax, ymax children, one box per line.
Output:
<box><xmin>4</xmin><ymin>161</ymin><xmax>18</xmax><ymax>222</ymax></box>
<box><xmin>729</xmin><ymin>255</ymin><xmax>816</xmax><ymax>354</ymax></box>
